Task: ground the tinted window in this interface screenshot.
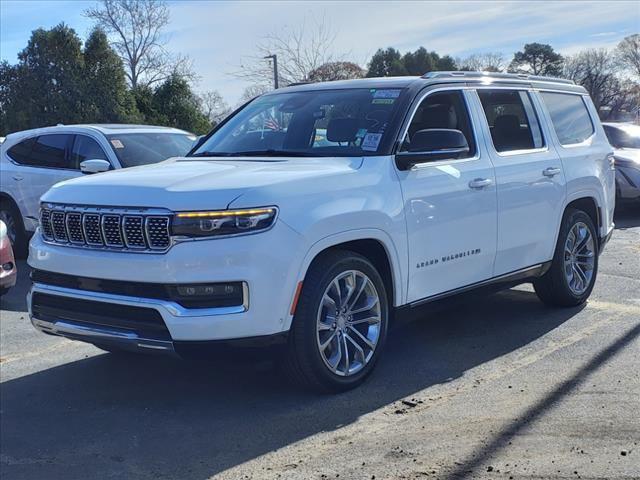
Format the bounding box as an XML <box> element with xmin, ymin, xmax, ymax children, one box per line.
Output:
<box><xmin>28</xmin><ymin>135</ymin><xmax>73</xmax><ymax>169</ymax></box>
<box><xmin>105</xmin><ymin>133</ymin><xmax>195</xmax><ymax>167</ymax></box>
<box><xmin>401</xmin><ymin>90</ymin><xmax>476</xmax><ymax>159</ymax></box>
<box><xmin>71</xmin><ymin>135</ymin><xmax>109</xmax><ymax>167</ymax></box>
<box><xmin>7</xmin><ymin>137</ymin><xmax>36</xmax><ymax>164</ymax></box>
<box><xmin>192</xmin><ymin>88</ymin><xmax>405</xmax><ymax>157</ymax></box>
<box><xmin>541</xmin><ymin>92</ymin><xmax>594</xmax><ymax>145</ymax></box>
<box><xmin>478</xmin><ymin>90</ymin><xmax>544</xmax><ymax>153</ymax></box>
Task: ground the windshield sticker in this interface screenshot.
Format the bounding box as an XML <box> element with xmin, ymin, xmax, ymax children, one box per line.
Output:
<box><xmin>372</xmin><ymin>98</ymin><xmax>395</xmax><ymax>105</ymax></box>
<box><xmin>373</xmin><ymin>89</ymin><xmax>401</xmax><ymax>99</ymax></box>
<box><xmin>362</xmin><ymin>133</ymin><xmax>383</xmax><ymax>151</ymax></box>
<box><xmin>356</xmin><ymin>128</ymin><xmax>368</xmax><ymax>139</ymax></box>
<box><xmin>110</xmin><ymin>139</ymin><xmax>124</xmax><ymax>149</ymax></box>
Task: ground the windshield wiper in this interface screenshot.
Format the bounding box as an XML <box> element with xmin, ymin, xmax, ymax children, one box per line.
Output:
<box><xmin>226</xmin><ymin>149</ymin><xmax>318</xmax><ymax>157</ymax></box>
<box><xmin>190</xmin><ymin>149</ymin><xmax>318</xmax><ymax>158</ymax></box>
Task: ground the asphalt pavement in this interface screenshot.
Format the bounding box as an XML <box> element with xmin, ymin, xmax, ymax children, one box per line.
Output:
<box><xmin>1</xmin><ymin>207</ymin><xmax>639</xmax><ymax>480</ymax></box>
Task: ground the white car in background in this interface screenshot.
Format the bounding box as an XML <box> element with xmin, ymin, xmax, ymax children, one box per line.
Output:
<box><xmin>0</xmin><ymin>124</ymin><xmax>196</xmax><ymax>254</ymax></box>
<box><xmin>602</xmin><ymin>122</ymin><xmax>640</xmax><ymax>204</ymax></box>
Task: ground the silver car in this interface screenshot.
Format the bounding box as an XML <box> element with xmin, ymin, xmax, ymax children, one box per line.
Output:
<box><xmin>603</xmin><ymin>122</ymin><xmax>640</xmax><ymax>203</ymax></box>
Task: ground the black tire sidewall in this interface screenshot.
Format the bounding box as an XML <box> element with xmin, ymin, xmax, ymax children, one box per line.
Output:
<box><xmin>292</xmin><ymin>252</ymin><xmax>389</xmax><ymax>391</ymax></box>
<box><xmin>554</xmin><ymin>209</ymin><xmax>599</xmax><ymax>303</ymax></box>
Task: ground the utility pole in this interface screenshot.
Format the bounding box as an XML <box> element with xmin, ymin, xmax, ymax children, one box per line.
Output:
<box><xmin>264</xmin><ymin>54</ymin><xmax>279</xmax><ymax>89</ymax></box>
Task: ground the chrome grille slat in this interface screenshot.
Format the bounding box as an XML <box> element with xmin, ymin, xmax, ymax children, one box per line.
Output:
<box><xmin>51</xmin><ymin>211</ymin><xmax>68</xmax><ymax>242</ymax></box>
<box><xmin>83</xmin><ymin>214</ymin><xmax>103</xmax><ymax>246</ymax></box>
<box><xmin>65</xmin><ymin>212</ymin><xmax>84</xmax><ymax>244</ymax></box>
<box><xmin>40</xmin><ymin>210</ymin><xmax>54</xmax><ymax>240</ymax></box>
<box><xmin>123</xmin><ymin>216</ymin><xmax>146</xmax><ymax>249</ymax></box>
<box><xmin>39</xmin><ymin>205</ymin><xmax>171</xmax><ymax>253</ymax></box>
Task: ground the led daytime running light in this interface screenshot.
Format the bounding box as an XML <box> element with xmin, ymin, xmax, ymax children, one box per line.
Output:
<box><xmin>176</xmin><ymin>208</ymin><xmax>275</xmax><ymax>218</ymax></box>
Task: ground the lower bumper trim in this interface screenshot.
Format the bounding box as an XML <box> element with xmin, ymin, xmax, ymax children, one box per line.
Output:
<box><xmin>31</xmin><ymin>317</ymin><xmax>177</xmax><ymax>355</ymax></box>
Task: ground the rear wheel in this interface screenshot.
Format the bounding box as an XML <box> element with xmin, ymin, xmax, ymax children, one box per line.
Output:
<box><xmin>284</xmin><ymin>250</ymin><xmax>389</xmax><ymax>393</ymax></box>
<box><xmin>534</xmin><ymin>208</ymin><xmax>598</xmax><ymax>307</ymax></box>
<box><xmin>0</xmin><ymin>198</ymin><xmax>27</xmax><ymax>258</ymax></box>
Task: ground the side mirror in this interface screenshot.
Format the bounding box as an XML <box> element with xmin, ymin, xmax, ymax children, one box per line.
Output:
<box><xmin>396</xmin><ymin>129</ymin><xmax>470</xmax><ymax>170</ymax></box>
<box><xmin>80</xmin><ymin>159</ymin><xmax>111</xmax><ymax>174</ymax></box>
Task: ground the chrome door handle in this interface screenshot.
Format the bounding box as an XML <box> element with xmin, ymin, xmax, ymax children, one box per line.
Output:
<box><xmin>469</xmin><ymin>178</ymin><xmax>493</xmax><ymax>189</ymax></box>
<box><xmin>543</xmin><ymin>167</ymin><xmax>561</xmax><ymax>177</ymax></box>
<box><xmin>12</xmin><ymin>175</ymin><xmax>23</xmax><ymax>181</ymax></box>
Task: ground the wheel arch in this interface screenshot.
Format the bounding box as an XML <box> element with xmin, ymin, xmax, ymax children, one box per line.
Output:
<box><xmin>293</xmin><ymin>230</ymin><xmax>404</xmax><ymax>319</ymax></box>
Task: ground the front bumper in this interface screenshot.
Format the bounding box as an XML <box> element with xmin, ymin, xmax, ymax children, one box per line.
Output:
<box><xmin>27</xmin><ymin>220</ymin><xmax>306</xmax><ymax>348</ymax></box>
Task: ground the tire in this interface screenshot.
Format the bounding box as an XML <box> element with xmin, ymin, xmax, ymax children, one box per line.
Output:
<box><xmin>0</xmin><ymin>197</ymin><xmax>27</xmax><ymax>258</ymax></box>
<box><xmin>283</xmin><ymin>250</ymin><xmax>389</xmax><ymax>393</ymax></box>
<box><xmin>534</xmin><ymin>208</ymin><xmax>599</xmax><ymax>307</ymax></box>
<box><xmin>0</xmin><ymin>287</ymin><xmax>8</xmax><ymax>297</ymax></box>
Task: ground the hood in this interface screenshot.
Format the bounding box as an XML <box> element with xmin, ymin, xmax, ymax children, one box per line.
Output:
<box><xmin>613</xmin><ymin>148</ymin><xmax>640</xmax><ymax>166</ymax></box>
<box><xmin>42</xmin><ymin>156</ymin><xmax>363</xmax><ymax>211</ymax></box>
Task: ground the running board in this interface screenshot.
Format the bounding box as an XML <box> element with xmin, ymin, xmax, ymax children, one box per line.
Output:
<box><xmin>409</xmin><ymin>262</ymin><xmax>552</xmax><ymax>308</ymax></box>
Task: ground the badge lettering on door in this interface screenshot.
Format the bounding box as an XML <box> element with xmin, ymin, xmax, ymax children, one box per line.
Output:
<box><xmin>416</xmin><ymin>248</ymin><xmax>481</xmax><ymax>269</ymax></box>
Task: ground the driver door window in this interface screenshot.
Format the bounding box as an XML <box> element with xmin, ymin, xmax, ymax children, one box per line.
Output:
<box><xmin>70</xmin><ymin>135</ymin><xmax>109</xmax><ymax>169</ymax></box>
<box><xmin>401</xmin><ymin>90</ymin><xmax>476</xmax><ymax>159</ymax></box>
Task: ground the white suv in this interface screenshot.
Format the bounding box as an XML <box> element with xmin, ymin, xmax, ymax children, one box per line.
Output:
<box><xmin>27</xmin><ymin>72</ymin><xmax>615</xmax><ymax>392</ymax></box>
<box><xmin>0</xmin><ymin>124</ymin><xmax>196</xmax><ymax>255</ymax></box>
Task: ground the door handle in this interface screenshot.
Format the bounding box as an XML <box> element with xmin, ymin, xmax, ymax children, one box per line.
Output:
<box><xmin>468</xmin><ymin>178</ymin><xmax>493</xmax><ymax>189</ymax></box>
<box><xmin>543</xmin><ymin>167</ymin><xmax>561</xmax><ymax>177</ymax></box>
<box><xmin>12</xmin><ymin>175</ymin><xmax>23</xmax><ymax>181</ymax></box>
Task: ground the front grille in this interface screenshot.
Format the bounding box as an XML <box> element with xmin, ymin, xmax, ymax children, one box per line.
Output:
<box><xmin>40</xmin><ymin>204</ymin><xmax>171</xmax><ymax>253</ymax></box>
<box><xmin>31</xmin><ymin>292</ymin><xmax>171</xmax><ymax>340</ymax></box>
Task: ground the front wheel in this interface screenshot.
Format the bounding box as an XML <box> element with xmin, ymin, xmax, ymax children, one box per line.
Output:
<box><xmin>534</xmin><ymin>208</ymin><xmax>599</xmax><ymax>307</ymax></box>
<box><xmin>284</xmin><ymin>250</ymin><xmax>389</xmax><ymax>393</ymax></box>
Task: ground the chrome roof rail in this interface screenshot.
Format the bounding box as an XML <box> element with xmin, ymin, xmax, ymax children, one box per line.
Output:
<box><xmin>421</xmin><ymin>71</ymin><xmax>575</xmax><ymax>85</ymax></box>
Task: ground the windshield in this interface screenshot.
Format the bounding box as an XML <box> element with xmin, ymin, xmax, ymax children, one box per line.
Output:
<box><xmin>604</xmin><ymin>124</ymin><xmax>640</xmax><ymax>149</ymax></box>
<box><xmin>191</xmin><ymin>88</ymin><xmax>406</xmax><ymax>157</ymax></box>
<box><xmin>106</xmin><ymin>132</ymin><xmax>197</xmax><ymax>167</ymax></box>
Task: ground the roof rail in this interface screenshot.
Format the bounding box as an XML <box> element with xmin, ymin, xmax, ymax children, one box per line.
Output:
<box><xmin>421</xmin><ymin>71</ymin><xmax>575</xmax><ymax>85</ymax></box>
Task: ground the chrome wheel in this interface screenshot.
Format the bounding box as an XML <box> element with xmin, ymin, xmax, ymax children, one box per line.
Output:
<box><xmin>0</xmin><ymin>209</ymin><xmax>17</xmax><ymax>246</ymax></box>
<box><xmin>316</xmin><ymin>270</ymin><xmax>382</xmax><ymax>377</ymax></box>
<box><xmin>564</xmin><ymin>221</ymin><xmax>595</xmax><ymax>295</ymax></box>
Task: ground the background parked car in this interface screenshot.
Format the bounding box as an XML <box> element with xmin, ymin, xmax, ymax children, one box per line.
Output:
<box><xmin>0</xmin><ymin>220</ymin><xmax>17</xmax><ymax>297</ymax></box>
<box><xmin>0</xmin><ymin>124</ymin><xmax>196</xmax><ymax>255</ymax></box>
<box><xmin>602</xmin><ymin>122</ymin><xmax>640</xmax><ymax>205</ymax></box>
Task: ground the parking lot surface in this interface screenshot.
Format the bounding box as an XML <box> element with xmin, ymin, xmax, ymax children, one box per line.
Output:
<box><xmin>1</xmin><ymin>208</ymin><xmax>639</xmax><ymax>480</ymax></box>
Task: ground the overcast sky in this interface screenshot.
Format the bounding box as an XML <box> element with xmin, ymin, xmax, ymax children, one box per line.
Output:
<box><xmin>1</xmin><ymin>0</ymin><xmax>638</xmax><ymax>104</ymax></box>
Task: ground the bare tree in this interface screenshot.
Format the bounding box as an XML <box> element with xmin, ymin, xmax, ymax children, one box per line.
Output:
<box><xmin>233</xmin><ymin>15</ymin><xmax>340</xmax><ymax>88</ymax></box>
<box><xmin>616</xmin><ymin>34</ymin><xmax>640</xmax><ymax>78</ymax></box>
<box><xmin>85</xmin><ymin>0</ymin><xmax>194</xmax><ymax>88</ymax></box>
<box><xmin>198</xmin><ymin>90</ymin><xmax>230</xmax><ymax>125</ymax></box>
<box><xmin>238</xmin><ymin>84</ymin><xmax>270</xmax><ymax>104</ymax></box>
<box><xmin>457</xmin><ymin>52</ymin><xmax>506</xmax><ymax>72</ymax></box>
<box><xmin>563</xmin><ymin>48</ymin><xmax>637</xmax><ymax>119</ymax></box>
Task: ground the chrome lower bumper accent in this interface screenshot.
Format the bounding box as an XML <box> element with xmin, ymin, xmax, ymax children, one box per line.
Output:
<box><xmin>31</xmin><ymin>317</ymin><xmax>177</xmax><ymax>354</ymax></box>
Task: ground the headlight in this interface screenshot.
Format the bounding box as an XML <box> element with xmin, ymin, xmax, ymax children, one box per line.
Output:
<box><xmin>172</xmin><ymin>207</ymin><xmax>277</xmax><ymax>238</ymax></box>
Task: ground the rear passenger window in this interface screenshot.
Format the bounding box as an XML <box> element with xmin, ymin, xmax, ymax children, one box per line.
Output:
<box><xmin>70</xmin><ymin>135</ymin><xmax>109</xmax><ymax>168</ymax></box>
<box><xmin>478</xmin><ymin>90</ymin><xmax>544</xmax><ymax>153</ymax></box>
<box><xmin>7</xmin><ymin>137</ymin><xmax>36</xmax><ymax>164</ymax></box>
<box><xmin>29</xmin><ymin>134</ymin><xmax>73</xmax><ymax>169</ymax></box>
<box><xmin>402</xmin><ymin>90</ymin><xmax>476</xmax><ymax>159</ymax></box>
<box><xmin>541</xmin><ymin>92</ymin><xmax>594</xmax><ymax>145</ymax></box>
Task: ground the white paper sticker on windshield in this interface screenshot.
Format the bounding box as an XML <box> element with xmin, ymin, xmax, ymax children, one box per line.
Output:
<box><xmin>362</xmin><ymin>133</ymin><xmax>383</xmax><ymax>151</ymax></box>
<box><xmin>373</xmin><ymin>89</ymin><xmax>401</xmax><ymax>99</ymax></box>
<box><xmin>110</xmin><ymin>139</ymin><xmax>124</xmax><ymax>149</ymax></box>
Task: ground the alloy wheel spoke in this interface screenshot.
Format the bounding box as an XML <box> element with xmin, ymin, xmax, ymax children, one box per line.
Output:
<box><xmin>347</xmin><ymin>325</ymin><xmax>375</xmax><ymax>350</ymax></box>
<box><xmin>320</xmin><ymin>330</ymin><xmax>338</xmax><ymax>351</ymax></box>
<box><xmin>348</xmin><ymin>315</ymin><xmax>379</xmax><ymax>326</ymax></box>
<box><xmin>345</xmin><ymin>333</ymin><xmax>366</xmax><ymax>365</ymax></box>
<box><xmin>347</xmin><ymin>277</ymin><xmax>368</xmax><ymax>311</ymax></box>
<box><xmin>350</xmin><ymin>296</ymin><xmax>379</xmax><ymax>315</ymax></box>
<box><xmin>342</xmin><ymin>334</ymin><xmax>350</xmax><ymax>373</ymax></box>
